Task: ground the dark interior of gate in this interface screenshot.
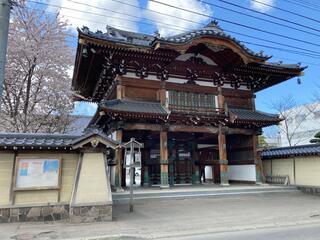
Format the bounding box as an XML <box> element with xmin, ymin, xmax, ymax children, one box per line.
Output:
<box><xmin>119</xmin><ymin>131</ymin><xmax>255</xmax><ymax>187</ymax></box>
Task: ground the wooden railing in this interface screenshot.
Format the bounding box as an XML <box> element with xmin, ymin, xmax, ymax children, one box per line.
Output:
<box><xmin>265</xmin><ymin>175</ymin><xmax>289</xmax><ymax>185</ymax></box>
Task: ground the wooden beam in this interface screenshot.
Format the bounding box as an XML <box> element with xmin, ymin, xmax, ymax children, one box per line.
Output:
<box><xmin>123</xmin><ymin>123</ymin><xmax>219</xmax><ymax>133</ymax></box>
<box><xmin>169</xmin><ymin>125</ymin><xmax>218</xmax><ymax>133</ymax></box>
<box><xmin>124</xmin><ymin>123</ymin><xmax>161</xmax><ymax>132</ymax></box>
<box><xmin>227</xmin><ymin>128</ymin><xmax>255</xmax><ymax>135</ymax></box>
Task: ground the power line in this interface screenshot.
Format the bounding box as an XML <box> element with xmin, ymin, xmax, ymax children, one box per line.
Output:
<box><xmin>28</xmin><ymin>0</ymin><xmax>187</xmax><ymax>33</ymax></box>
<box><xmin>224</xmin><ymin>30</ymin><xmax>320</xmax><ymax>55</ymax></box>
<box><xmin>61</xmin><ymin>0</ymin><xmax>320</xmax><ymax>55</ymax></box>
<box><xmin>279</xmin><ymin>0</ymin><xmax>320</xmax><ymax>12</ymax></box>
<box><xmin>30</xmin><ymin>0</ymin><xmax>320</xmax><ymax>56</ymax></box>
<box><xmin>210</xmin><ymin>0</ymin><xmax>320</xmax><ymax>33</ymax></box>
<box><xmin>148</xmin><ymin>0</ymin><xmax>320</xmax><ymax>48</ymax></box>
<box><xmin>241</xmin><ymin>41</ymin><xmax>320</xmax><ymax>59</ymax></box>
<box><xmin>27</xmin><ymin>1</ymin><xmax>320</xmax><ymax>60</ymax></box>
<box><xmin>28</xmin><ymin>7</ymin><xmax>141</xmax><ymax>34</ymax></box>
<box><xmin>251</xmin><ymin>0</ymin><xmax>320</xmax><ymax>24</ymax></box>
<box><xmin>197</xmin><ymin>0</ymin><xmax>320</xmax><ymax>38</ymax></box>
<box><xmin>271</xmin><ymin>55</ymin><xmax>320</xmax><ymax>67</ymax></box>
<box><xmin>293</xmin><ymin>0</ymin><xmax>320</xmax><ymax>9</ymax></box>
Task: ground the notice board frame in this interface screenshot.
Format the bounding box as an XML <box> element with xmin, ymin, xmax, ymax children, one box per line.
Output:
<box><xmin>13</xmin><ymin>157</ymin><xmax>62</xmax><ymax>191</ymax></box>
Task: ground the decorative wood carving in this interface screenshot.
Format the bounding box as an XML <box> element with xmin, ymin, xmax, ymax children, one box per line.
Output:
<box><xmin>213</xmin><ymin>72</ymin><xmax>225</xmax><ymax>86</ymax></box>
<box><xmin>230</xmin><ymin>74</ymin><xmax>241</xmax><ymax>89</ymax></box>
<box><xmin>186</xmin><ymin>68</ymin><xmax>198</xmax><ymax>84</ymax></box>
<box><xmin>116</xmin><ymin>59</ymin><xmax>126</xmax><ymax>75</ymax></box>
<box><xmin>136</xmin><ymin>66</ymin><xmax>148</xmax><ymax>79</ymax></box>
<box><xmin>157</xmin><ymin>67</ymin><xmax>169</xmax><ymax>81</ymax></box>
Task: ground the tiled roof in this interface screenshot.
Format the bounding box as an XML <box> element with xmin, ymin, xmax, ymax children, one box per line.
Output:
<box><xmin>155</xmin><ymin>21</ymin><xmax>270</xmax><ymax>60</ymax></box>
<box><xmin>80</xmin><ymin>26</ymin><xmax>154</xmax><ymax>47</ymax></box>
<box><xmin>229</xmin><ymin>108</ymin><xmax>281</xmax><ymax>123</ymax></box>
<box><xmin>258</xmin><ymin>62</ymin><xmax>305</xmax><ymax>70</ymax></box>
<box><xmin>0</xmin><ymin>129</ymin><xmax>119</xmax><ymax>149</ymax></box>
<box><xmin>79</xmin><ymin>22</ymin><xmax>270</xmax><ymax>59</ymax></box>
<box><xmin>64</xmin><ymin>115</ymin><xmax>92</xmax><ymax>135</ymax></box>
<box><xmin>100</xmin><ymin>99</ymin><xmax>169</xmax><ymax>115</ymax></box>
<box><xmin>78</xmin><ymin>23</ymin><xmax>306</xmax><ymax>70</ymax></box>
<box><xmin>261</xmin><ymin>144</ymin><xmax>320</xmax><ymax>159</ymax></box>
<box><xmin>0</xmin><ymin>132</ymin><xmax>78</xmax><ymax>149</ymax></box>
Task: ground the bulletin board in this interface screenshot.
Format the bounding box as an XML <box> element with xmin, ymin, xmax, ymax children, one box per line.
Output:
<box><xmin>14</xmin><ymin>158</ymin><xmax>61</xmax><ymax>190</ymax></box>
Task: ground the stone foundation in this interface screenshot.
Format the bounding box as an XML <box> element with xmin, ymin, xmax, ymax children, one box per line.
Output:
<box><xmin>0</xmin><ymin>204</ymin><xmax>112</xmax><ymax>223</ymax></box>
<box><xmin>298</xmin><ymin>186</ymin><xmax>320</xmax><ymax>196</ymax></box>
<box><xmin>0</xmin><ymin>205</ymin><xmax>69</xmax><ymax>223</ymax></box>
<box><xmin>70</xmin><ymin>204</ymin><xmax>112</xmax><ymax>223</ymax></box>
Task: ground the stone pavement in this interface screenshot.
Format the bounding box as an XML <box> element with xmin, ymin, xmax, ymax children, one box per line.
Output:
<box><xmin>1</xmin><ymin>189</ymin><xmax>320</xmax><ymax>240</ymax></box>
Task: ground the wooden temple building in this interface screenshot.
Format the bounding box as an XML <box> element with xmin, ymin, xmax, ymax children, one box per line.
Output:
<box><xmin>72</xmin><ymin>21</ymin><xmax>305</xmax><ymax>188</ymax></box>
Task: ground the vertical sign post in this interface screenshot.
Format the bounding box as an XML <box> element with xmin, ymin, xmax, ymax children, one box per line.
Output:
<box><xmin>123</xmin><ymin>138</ymin><xmax>142</xmax><ymax>213</ymax></box>
<box><xmin>129</xmin><ymin>138</ymin><xmax>134</xmax><ymax>212</ymax></box>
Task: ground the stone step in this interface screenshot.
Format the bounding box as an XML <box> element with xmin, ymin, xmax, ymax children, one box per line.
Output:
<box><xmin>112</xmin><ymin>185</ymin><xmax>298</xmax><ymax>203</ymax></box>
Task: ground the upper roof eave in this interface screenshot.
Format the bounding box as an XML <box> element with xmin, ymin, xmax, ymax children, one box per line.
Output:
<box><xmin>77</xmin><ymin>27</ymin><xmax>153</xmax><ymax>49</ymax></box>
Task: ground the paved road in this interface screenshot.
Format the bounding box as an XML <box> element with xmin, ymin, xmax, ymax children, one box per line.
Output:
<box><xmin>1</xmin><ymin>191</ymin><xmax>320</xmax><ymax>240</ymax></box>
<box><xmin>162</xmin><ymin>223</ymin><xmax>320</xmax><ymax>240</ymax></box>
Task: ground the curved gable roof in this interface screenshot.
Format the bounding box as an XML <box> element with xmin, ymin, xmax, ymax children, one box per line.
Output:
<box><xmin>152</xmin><ymin>21</ymin><xmax>271</xmax><ymax>63</ymax></box>
<box><xmin>78</xmin><ymin>21</ymin><xmax>270</xmax><ymax>63</ymax></box>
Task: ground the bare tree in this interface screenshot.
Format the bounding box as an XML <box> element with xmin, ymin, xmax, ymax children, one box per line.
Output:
<box><xmin>0</xmin><ymin>2</ymin><xmax>74</xmax><ymax>133</ymax></box>
<box><xmin>270</xmin><ymin>95</ymin><xmax>318</xmax><ymax>146</ymax></box>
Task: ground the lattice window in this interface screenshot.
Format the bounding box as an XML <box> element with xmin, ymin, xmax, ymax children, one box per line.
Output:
<box><xmin>167</xmin><ymin>90</ymin><xmax>216</xmax><ymax>113</ymax></box>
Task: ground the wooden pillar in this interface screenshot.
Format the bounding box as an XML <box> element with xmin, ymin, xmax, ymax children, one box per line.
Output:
<box><xmin>218</xmin><ymin>125</ymin><xmax>229</xmax><ymax>186</ymax></box>
<box><xmin>253</xmin><ymin>134</ymin><xmax>263</xmax><ymax>184</ymax></box>
<box><xmin>116</xmin><ymin>84</ymin><xmax>125</xmax><ymax>99</ymax></box>
<box><xmin>168</xmin><ymin>140</ymin><xmax>175</xmax><ymax>187</ymax></box>
<box><xmin>115</xmin><ymin>130</ymin><xmax>123</xmax><ymax>189</ymax></box>
<box><xmin>217</xmin><ymin>87</ymin><xmax>226</xmax><ymax>112</ymax></box>
<box><xmin>160</xmin><ymin>130</ymin><xmax>169</xmax><ymax>188</ymax></box>
<box><xmin>217</xmin><ymin>87</ymin><xmax>229</xmax><ymax>185</ymax></box>
<box><xmin>192</xmin><ymin>141</ymin><xmax>200</xmax><ymax>184</ymax></box>
<box><xmin>158</xmin><ymin>81</ymin><xmax>167</xmax><ymax>106</ymax></box>
<box><xmin>143</xmin><ymin>149</ymin><xmax>150</xmax><ymax>186</ymax></box>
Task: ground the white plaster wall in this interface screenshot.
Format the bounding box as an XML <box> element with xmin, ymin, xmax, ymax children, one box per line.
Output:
<box><xmin>205</xmin><ymin>166</ymin><xmax>213</xmax><ymax>180</ymax></box>
<box><xmin>228</xmin><ymin>165</ymin><xmax>256</xmax><ymax>181</ymax></box>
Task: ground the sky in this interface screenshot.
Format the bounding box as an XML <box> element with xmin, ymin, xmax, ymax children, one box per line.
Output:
<box><xmin>33</xmin><ymin>0</ymin><xmax>320</xmax><ymax>116</ymax></box>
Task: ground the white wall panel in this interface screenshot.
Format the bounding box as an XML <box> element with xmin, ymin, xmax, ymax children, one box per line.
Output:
<box><xmin>228</xmin><ymin>165</ymin><xmax>256</xmax><ymax>181</ymax></box>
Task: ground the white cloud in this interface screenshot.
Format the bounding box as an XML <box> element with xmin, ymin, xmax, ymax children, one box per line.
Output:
<box><xmin>46</xmin><ymin>0</ymin><xmax>141</xmax><ymax>32</ymax></box>
<box><xmin>145</xmin><ymin>0</ymin><xmax>213</xmax><ymax>36</ymax></box>
<box><xmin>250</xmin><ymin>0</ymin><xmax>275</xmax><ymax>13</ymax></box>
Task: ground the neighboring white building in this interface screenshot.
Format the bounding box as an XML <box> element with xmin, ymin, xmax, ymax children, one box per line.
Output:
<box><xmin>278</xmin><ymin>102</ymin><xmax>320</xmax><ymax>147</ymax></box>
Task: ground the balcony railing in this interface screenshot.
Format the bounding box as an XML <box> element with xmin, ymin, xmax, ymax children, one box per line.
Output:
<box><xmin>168</xmin><ymin>104</ymin><xmax>225</xmax><ymax>116</ymax></box>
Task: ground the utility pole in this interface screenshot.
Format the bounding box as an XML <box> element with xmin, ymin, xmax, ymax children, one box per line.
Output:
<box><xmin>0</xmin><ymin>0</ymin><xmax>12</xmax><ymax>109</ymax></box>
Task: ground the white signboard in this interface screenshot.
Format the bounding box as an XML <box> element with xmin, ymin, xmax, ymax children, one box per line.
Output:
<box><xmin>228</xmin><ymin>165</ymin><xmax>256</xmax><ymax>182</ymax></box>
<box><xmin>15</xmin><ymin>158</ymin><xmax>61</xmax><ymax>190</ymax></box>
<box><xmin>124</xmin><ymin>152</ymin><xmax>141</xmax><ymax>168</ymax></box>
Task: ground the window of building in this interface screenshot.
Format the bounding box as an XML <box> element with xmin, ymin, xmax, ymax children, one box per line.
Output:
<box><xmin>167</xmin><ymin>90</ymin><xmax>216</xmax><ymax>112</ymax></box>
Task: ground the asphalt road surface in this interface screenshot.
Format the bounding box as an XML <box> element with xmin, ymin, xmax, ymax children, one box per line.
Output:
<box><xmin>162</xmin><ymin>223</ymin><xmax>320</xmax><ymax>240</ymax></box>
<box><xmin>2</xmin><ymin>191</ymin><xmax>320</xmax><ymax>240</ymax></box>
